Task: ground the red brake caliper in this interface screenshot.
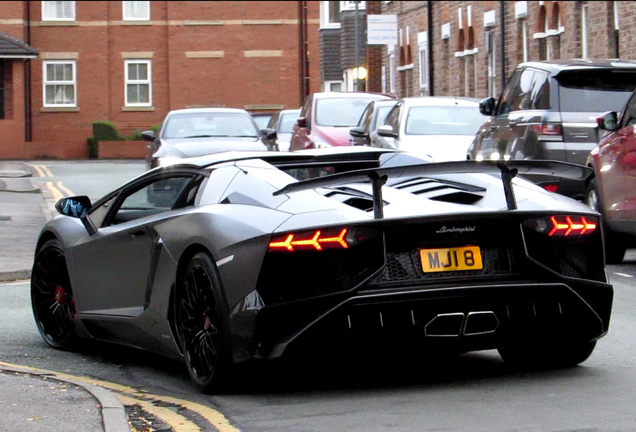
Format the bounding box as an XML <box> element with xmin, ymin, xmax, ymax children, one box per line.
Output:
<box><xmin>54</xmin><ymin>286</ymin><xmax>75</xmax><ymax>322</ymax></box>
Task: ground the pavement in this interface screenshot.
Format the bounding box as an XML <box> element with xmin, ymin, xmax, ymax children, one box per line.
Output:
<box><xmin>0</xmin><ymin>162</ymin><xmax>132</xmax><ymax>432</ymax></box>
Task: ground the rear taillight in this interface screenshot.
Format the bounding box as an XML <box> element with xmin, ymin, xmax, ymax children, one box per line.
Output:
<box><xmin>269</xmin><ymin>228</ymin><xmax>349</xmax><ymax>251</ymax></box>
<box><xmin>531</xmin><ymin>123</ymin><xmax>563</xmax><ymax>141</ymax></box>
<box><xmin>542</xmin><ymin>184</ymin><xmax>559</xmax><ymax>193</ymax></box>
<box><xmin>523</xmin><ymin>215</ymin><xmax>598</xmax><ymax>237</ymax></box>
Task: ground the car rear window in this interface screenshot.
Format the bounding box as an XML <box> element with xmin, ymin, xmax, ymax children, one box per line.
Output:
<box><xmin>405</xmin><ymin>106</ymin><xmax>485</xmax><ymax>135</ymax></box>
<box><xmin>557</xmin><ymin>70</ymin><xmax>636</xmax><ymax>112</ymax></box>
<box><xmin>316</xmin><ymin>98</ymin><xmax>377</xmax><ymax>127</ymax></box>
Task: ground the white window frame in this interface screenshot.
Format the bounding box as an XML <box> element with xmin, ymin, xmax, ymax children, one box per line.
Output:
<box><xmin>486</xmin><ymin>30</ymin><xmax>496</xmax><ymax>98</ymax></box>
<box><xmin>123</xmin><ymin>1</ymin><xmax>150</xmax><ymax>21</ymax></box>
<box><xmin>418</xmin><ymin>32</ymin><xmax>429</xmax><ymax>94</ymax></box>
<box><xmin>614</xmin><ymin>1</ymin><xmax>620</xmax><ymax>30</ymax></box>
<box><xmin>581</xmin><ymin>4</ymin><xmax>589</xmax><ymax>58</ymax></box>
<box><xmin>323</xmin><ymin>80</ymin><xmax>343</xmax><ymax>92</ymax></box>
<box><xmin>43</xmin><ymin>60</ymin><xmax>77</xmax><ymax>107</ymax></box>
<box><xmin>389</xmin><ymin>52</ymin><xmax>396</xmax><ymax>94</ymax></box>
<box><xmin>340</xmin><ymin>1</ymin><xmax>366</xmax><ymax>10</ymax></box>
<box><xmin>41</xmin><ymin>1</ymin><xmax>76</xmax><ymax>21</ymax></box>
<box><xmin>381</xmin><ymin>65</ymin><xmax>387</xmax><ymax>93</ymax></box>
<box><xmin>124</xmin><ymin>59</ymin><xmax>152</xmax><ymax>107</ymax></box>
<box><xmin>320</xmin><ymin>1</ymin><xmax>341</xmax><ymax>29</ymax></box>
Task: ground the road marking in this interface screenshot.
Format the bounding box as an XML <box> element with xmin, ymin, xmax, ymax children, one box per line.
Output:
<box><xmin>56</xmin><ymin>181</ymin><xmax>76</xmax><ymax>197</ymax></box>
<box><xmin>0</xmin><ymin>361</ymin><xmax>241</xmax><ymax>432</ymax></box>
<box><xmin>118</xmin><ymin>394</ymin><xmax>201</xmax><ymax>432</ymax></box>
<box><xmin>613</xmin><ymin>272</ymin><xmax>634</xmax><ymax>278</ymax></box>
<box><xmin>41</xmin><ymin>165</ymin><xmax>54</xmax><ymax>178</ymax></box>
<box><xmin>30</xmin><ymin>164</ymin><xmax>46</xmax><ymax>178</ymax></box>
<box><xmin>0</xmin><ymin>280</ymin><xmax>29</xmax><ymax>286</ymax></box>
<box><xmin>45</xmin><ymin>181</ymin><xmax>64</xmax><ymax>201</ymax></box>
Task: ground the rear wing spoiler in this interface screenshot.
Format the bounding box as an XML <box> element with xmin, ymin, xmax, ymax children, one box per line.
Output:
<box><xmin>273</xmin><ymin>160</ymin><xmax>592</xmax><ymax>219</ymax></box>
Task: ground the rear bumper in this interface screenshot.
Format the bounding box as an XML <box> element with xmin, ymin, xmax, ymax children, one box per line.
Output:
<box><xmin>230</xmin><ymin>279</ymin><xmax>613</xmax><ymax>362</ymax></box>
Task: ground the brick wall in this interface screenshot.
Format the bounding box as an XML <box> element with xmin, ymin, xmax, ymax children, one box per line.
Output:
<box><xmin>381</xmin><ymin>1</ymin><xmax>636</xmax><ymax>100</ymax></box>
<box><xmin>0</xmin><ymin>0</ymin><xmax>321</xmax><ymax>159</ymax></box>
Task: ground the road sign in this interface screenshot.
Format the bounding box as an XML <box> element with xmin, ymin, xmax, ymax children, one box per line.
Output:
<box><xmin>367</xmin><ymin>14</ymin><xmax>398</xmax><ymax>45</ymax></box>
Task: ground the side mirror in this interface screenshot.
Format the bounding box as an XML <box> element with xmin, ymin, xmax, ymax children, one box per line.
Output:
<box><xmin>141</xmin><ymin>130</ymin><xmax>156</xmax><ymax>141</ymax></box>
<box><xmin>377</xmin><ymin>125</ymin><xmax>398</xmax><ymax>138</ymax></box>
<box><xmin>261</xmin><ymin>128</ymin><xmax>277</xmax><ymax>141</ymax></box>
<box><xmin>479</xmin><ymin>97</ymin><xmax>496</xmax><ymax>116</ymax></box>
<box><xmin>55</xmin><ymin>195</ymin><xmax>92</xmax><ymax>218</ymax></box>
<box><xmin>349</xmin><ymin>126</ymin><xmax>369</xmax><ymax>138</ymax></box>
<box><xmin>597</xmin><ymin>111</ymin><xmax>619</xmax><ymax>132</ymax></box>
<box><xmin>296</xmin><ymin>117</ymin><xmax>308</xmax><ymax>128</ymax></box>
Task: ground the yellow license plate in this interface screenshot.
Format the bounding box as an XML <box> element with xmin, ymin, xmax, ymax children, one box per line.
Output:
<box><xmin>419</xmin><ymin>246</ymin><xmax>483</xmax><ymax>273</ymax></box>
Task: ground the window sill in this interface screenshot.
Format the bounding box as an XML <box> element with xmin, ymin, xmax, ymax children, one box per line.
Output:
<box><xmin>38</xmin><ymin>21</ymin><xmax>78</xmax><ymax>26</ymax></box>
<box><xmin>122</xmin><ymin>106</ymin><xmax>155</xmax><ymax>111</ymax></box>
<box><xmin>40</xmin><ymin>107</ymin><xmax>79</xmax><ymax>112</ymax></box>
<box><xmin>120</xmin><ymin>21</ymin><xmax>153</xmax><ymax>26</ymax></box>
<box><xmin>397</xmin><ymin>64</ymin><xmax>414</xmax><ymax>71</ymax></box>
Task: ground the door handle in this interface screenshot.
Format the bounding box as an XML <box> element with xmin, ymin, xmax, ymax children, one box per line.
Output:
<box><xmin>130</xmin><ymin>230</ymin><xmax>147</xmax><ymax>238</ymax></box>
<box><xmin>508</xmin><ymin>120</ymin><xmax>518</xmax><ymax>127</ymax></box>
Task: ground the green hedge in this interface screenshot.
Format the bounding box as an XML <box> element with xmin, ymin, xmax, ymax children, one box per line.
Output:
<box><xmin>92</xmin><ymin>120</ymin><xmax>122</xmax><ymax>142</ymax></box>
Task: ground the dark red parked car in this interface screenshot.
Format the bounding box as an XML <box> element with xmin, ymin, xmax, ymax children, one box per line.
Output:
<box><xmin>290</xmin><ymin>92</ymin><xmax>394</xmax><ymax>151</ymax></box>
<box><xmin>586</xmin><ymin>96</ymin><xmax>636</xmax><ymax>263</ymax></box>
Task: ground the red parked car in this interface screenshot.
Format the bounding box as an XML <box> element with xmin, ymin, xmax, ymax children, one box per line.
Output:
<box><xmin>586</xmin><ymin>98</ymin><xmax>636</xmax><ymax>263</ymax></box>
<box><xmin>290</xmin><ymin>92</ymin><xmax>394</xmax><ymax>151</ymax></box>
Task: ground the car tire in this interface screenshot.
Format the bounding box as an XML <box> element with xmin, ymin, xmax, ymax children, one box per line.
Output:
<box><xmin>30</xmin><ymin>238</ymin><xmax>77</xmax><ymax>350</ymax></box>
<box><xmin>498</xmin><ymin>339</ymin><xmax>597</xmax><ymax>369</ymax></box>
<box><xmin>585</xmin><ymin>177</ymin><xmax>626</xmax><ymax>264</ymax></box>
<box><xmin>176</xmin><ymin>252</ymin><xmax>232</xmax><ymax>394</ymax></box>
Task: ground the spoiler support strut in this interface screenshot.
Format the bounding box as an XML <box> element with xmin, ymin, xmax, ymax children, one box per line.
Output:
<box><xmin>369</xmin><ymin>172</ymin><xmax>388</xmax><ymax>219</ymax></box>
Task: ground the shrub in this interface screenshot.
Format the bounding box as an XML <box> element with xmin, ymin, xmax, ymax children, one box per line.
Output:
<box><xmin>86</xmin><ymin>137</ymin><xmax>98</xmax><ymax>159</ymax></box>
<box><xmin>92</xmin><ymin>120</ymin><xmax>122</xmax><ymax>142</ymax></box>
<box><xmin>150</xmin><ymin>123</ymin><xmax>162</xmax><ymax>133</ymax></box>
<box><xmin>125</xmin><ymin>130</ymin><xmax>143</xmax><ymax>141</ymax></box>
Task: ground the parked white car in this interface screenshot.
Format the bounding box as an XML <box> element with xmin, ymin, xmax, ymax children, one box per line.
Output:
<box><xmin>373</xmin><ymin>97</ymin><xmax>484</xmax><ymax>162</ymax></box>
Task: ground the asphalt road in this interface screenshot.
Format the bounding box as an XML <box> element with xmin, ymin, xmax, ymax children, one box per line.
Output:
<box><xmin>9</xmin><ymin>160</ymin><xmax>636</xmax><ymax>431</ymax></box>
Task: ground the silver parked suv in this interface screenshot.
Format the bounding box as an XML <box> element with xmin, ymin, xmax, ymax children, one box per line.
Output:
<box><xmin>468</xmin><ymin>59</ymin><xmax>636</xmax><ymax>200</ymax></box>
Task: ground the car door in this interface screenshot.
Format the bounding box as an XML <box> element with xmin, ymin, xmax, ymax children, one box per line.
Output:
<box><xmin>606</xmin><ymin>93</ymin><xmax>636</xmax><ymax>226</ymax></box>
<box><xmin>374</xmin><ymin>102</ymin><xmax>402</xmax><ymax>148</ymax></box>
<box><xmin>474</xmin><ymin>69</ymin><xmax>524</xmax><ymax>160</ymax></box>
<box><xmin>69</xmin><ymin>171</ymin><xmax>199</xmax><ymax>318</ymax></box>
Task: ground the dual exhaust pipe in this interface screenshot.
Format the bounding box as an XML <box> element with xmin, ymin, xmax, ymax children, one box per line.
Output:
<box><xmin>424</xmin><ymin>311</ymin><xmax>499</xmax><ymax>337</ymax></box>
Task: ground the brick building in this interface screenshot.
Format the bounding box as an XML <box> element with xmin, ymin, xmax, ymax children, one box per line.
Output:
<box><xmin>379</xmin><ymin>1</ymin><xmax>627</xmax><ymax>100</ymax></box>
<box><xmin>0</xmin><ymin>1</ymin><xmax>320</xmax><ymax>159</ymax></box>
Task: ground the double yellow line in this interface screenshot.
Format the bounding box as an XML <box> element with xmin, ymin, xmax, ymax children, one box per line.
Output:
<box><xmin>30</xmin><ymin>164</ymin><xmax>76</xmax><ymax>201</ymax></box>
<box><xmin>0</xmin><ymin>360</ymin><xmax>241</xmax><ymax>432</ymax></box>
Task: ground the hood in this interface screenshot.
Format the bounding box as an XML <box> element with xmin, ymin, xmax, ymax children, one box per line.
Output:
<box><xmin>313</xmin><ymin>126</ymin><xmax>356</xmax><ymax>147</ymax></box>
<box><xmin>157</xmin><ymin>137</ymin><xmax>267</xmax><ymax>158</ymax></box>
<box><xmin>396</xmin><ymin>135</ymin><xmax>474</xmax><ymax>162</ymax></box>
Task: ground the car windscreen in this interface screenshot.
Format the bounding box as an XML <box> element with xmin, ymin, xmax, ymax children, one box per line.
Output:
<box><xmin>316</xmin><ymin>98</ymin><xmax>375</xmax><ymax>127</ymax></box>
<box><xmin>252</xmin><ymin>115</ymin><xmax>271</xmax><ymax>130</ymax></box>
<box><xmin>279</xmin><ymin>112</ymin><xmax>300</xmax><ymax>133</ymax></box>
<box><xmin>557</xmin><ymin>70</ymin><xmax>636</xmax><ymax>113</ymax></box>
<box><xmin>404</xmin><ymin>106</ymin><xmax>484</xmax><ymax>135</ymax></box>
<box><xmin>163</xmin><ymin>112</ymin><xmax>259</xmax><ymax>139</ymax></box>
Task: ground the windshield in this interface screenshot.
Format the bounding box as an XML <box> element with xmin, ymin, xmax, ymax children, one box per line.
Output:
<box><xmin>316</xmin><ymin>98</ymin><xmax>375</xmax><ymax>127</ymax></box>
<box><xmin>279</xmin><ymin>112</ymin><xmax>300</xmax><ymax>133</ymax></box>
<box><xmin>404</xmin><ymin>106</ymin><xmax>484</xmax><ymax>136</ymax></box>
<box><xmin>557</xmin><ymin>70</ymin><xmax>636</xmax><ymax>113</ymax></box>
<box><xmin>252</xmin><ymin>115</ymin><xmax>271</xmax><ymax>130</ymax></box>
<box><xmin>162</xmin><ymin>112</ymin><xmax>259</xmax><ymax>139</ymax></box>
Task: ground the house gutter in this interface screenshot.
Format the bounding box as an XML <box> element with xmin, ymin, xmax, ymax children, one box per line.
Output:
<box><xmin>24</xmin><ymin>0</ymin><xmax>32</xmax><ymax>142</ymax></box>
<box><xmin>500</xmin><ymin>0</ymin><xmax>506</xmax><ymax>89</ymax></box>
<box><xmin>427</xmin><ymin>0</ymin><xmax>434</xmax><ymax>95</ymax></box>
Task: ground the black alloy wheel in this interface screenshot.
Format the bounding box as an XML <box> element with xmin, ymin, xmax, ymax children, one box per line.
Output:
<box><xmin>30</xmin><ymin>239</ymin><xmax>77</xmax><ymax>349</ymax></box>
<box><xmin>177</xmin><ymin>252</ymin><xmax>230</xmax><ymax>393</ymax></box>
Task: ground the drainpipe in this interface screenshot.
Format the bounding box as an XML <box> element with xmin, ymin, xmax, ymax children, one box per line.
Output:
<box><xmin>24</xmin><ymin>0</ymin><xmax>32</xmax><ymax>142</ymax></box>
<box><xmin>298</xmin><ymin>1</ymin><xmax>309</xmax><ymax>104</ymax></box>
<box><xmin>500</xmin><ymin>0</ymin><xmax>506</xmax><ymax>90</ymax></box>
<box><xmin>427</xmin><ymin>0</ymin><xmax>434</xmax><ymax>96</ymax></box>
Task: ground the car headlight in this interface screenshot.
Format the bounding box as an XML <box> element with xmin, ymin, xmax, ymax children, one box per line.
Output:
<box><xmin>159</xmin><ymin>156</ymin><xmax>181</xmax><ymax>167</ymax></box>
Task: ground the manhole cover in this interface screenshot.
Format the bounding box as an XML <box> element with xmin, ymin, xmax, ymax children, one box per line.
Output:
<box><xmin>0</xmin><ymin>216</ymin><xmax>11</xmax><ymax>221</ymax></box>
